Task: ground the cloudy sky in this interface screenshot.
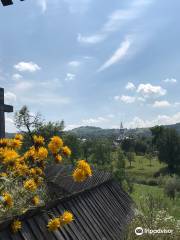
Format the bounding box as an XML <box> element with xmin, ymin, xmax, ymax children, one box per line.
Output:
<box><xmin>0</xmin><ymin>0</ymin><xmax>180</xmax><ymax>132</ymax></box>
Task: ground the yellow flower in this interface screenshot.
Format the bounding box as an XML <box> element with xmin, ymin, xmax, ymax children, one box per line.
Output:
<box><xmin>33</xmin><ymin>135</ymin><xmax>45</xmax><ymax>146</ymax></box>
<box><xmin>55</xmin><ymin>154</ymin><xmax>62</xmax><ymax>163</ymax></box>
<box><xmin>15</xmin><ymin>134</ymin><xmax>23</xmax><ymax>141</ymax></box>
<box><xmin>36</xmin><ymin>147</ymin><xmax>48</xmax><ymax>161</ymax></box>
<box><xmin>0</xmin><ymin>139</ymin><xmax>9</xmax><ymax>148</ymax></box>
<box><xmin>0</xmin><ymin>172</ymin><xmax>7</xmax><ymax>177</ymax></box>
<box><xmin>34</xmin><ymin>176</ymin><xmax>43</xmax><ymax>186</ymax></box>
<box><xmin>77</xmin><ymin>160</ymin><xmax>92</xmax><ymax>176</ymax></box>
<box><xmin>32</xmin><ymin>195</ymin><xmax>40</xmax><ymax>206</ymax></box>
<box><xmin>9</xmin><ymin>139</ymin><xmax>22</xmax><ymax>150</ymax></box>
<box><xmin>62</xmin><ymin>146</ymin><xmax>71</xmax><ymax>157</ymax></box>
<box><xmin>72</xmin><ymin>160</ymin><xmax>92</xmax><ymax>182</ymax></box>
<box><xmin>29</xmin><ymin>167</ymin><xmax>43</xmax><ymax>176</ymax></box>
<box><xmin>24</xmin><ymin>146</ymin><xmax>35</xmax><ymax>160</ymax></box>
<box><xmin>29</xmin><ymin>168</ymin><xmax>37</xmax><ymax>176</ymax></box>
<box><xmin>72</xmin><ymin>168</ymin><xmax>87</xmax><ymax>182</ymax></box>
<box><xmin>13</xmin><ymin>163</ymin><xmax>29</xmax><ymax>176</ymax></box>
<box><xmin>47</xmin><ymin>218</ymin><xmax>61</xmax><ymax>231</ymax></box>
<box><xmin>48</xmin><ymin>136</ymin><xmax>63</xmax><ymax>154</ymax></box>
<box><xmin>35</xmin><ymin>167</ymin><xmax>43</xmax><ymax>175</ymax></box>
<box><xmin>23</xmin><ymin>179</ymin><xmax>37</xmax><ymax>192</ymax></box>
<box><xmin>2</xmin><ymin>149</ymin><xmax>19</xmax><ymax>165</ymax></box>
<box><xmin>2</xmin><ymin>192</ymin><xmax>13</xmax><ymax>208</ymax></box>
<box><xmin>11</xmin><ymin>220</ymin><xmax>22</xmax><ymax>233</ymax></box>
<box><xmin>60</xmin><ymin>211</ymin><xmax>74</xmax><ymax>225</ymax></box>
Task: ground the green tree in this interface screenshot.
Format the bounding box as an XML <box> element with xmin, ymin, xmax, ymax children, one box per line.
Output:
<box><xmin>81</xmin><ymin>139</ymin><xmax>93</xmax><ymax>161</ymax></box>
<box><xmin>151</xmin><ymin>126</ymin><xmax>180</xmax><ymax>172</ymax></box>
<box><xmin>34</xmin><ymin>121</ymin><xmax>65</xmax><ymax>143</ymax></box>
<box><xmin>134</xmin><ymin>140</ymin><xmax>148</xmax><ymax>155</ymax></box>
<box><xmin>112</xmin><ymin>148</ymin><xmax>126</xmax><ymax>184</ymax></box>
<box><xmin>91</xmin><ymin>138</ymin><xmax>113</xmax><ymax>167</ymax></box>
<box><xmin>14</xmin><ymin>106</ymin><xmax>65</xmax><ymax>151</ymax></box>
<box><xmin>63</xmin><ymin>133</ymin><xmax>82</xmax><ymax>165</ymax></box>
<box><xmin>14</xmin><ymin>105</ymin><xmax>42</xmax><ymax>144</ymax></box>
<box><xmin>126</xmin><ymin>152</ymin><xmax>135</xmax><ymax>167</ymax></box>
<box><xmin>121</xmin><ymin>138</ymin><xmax>135</xmax><ymax>152</ymax></box>
<box><xmin>146</xmin><ymin>153</ymin><xmax>153</xmax><ymax>167</ymax></box>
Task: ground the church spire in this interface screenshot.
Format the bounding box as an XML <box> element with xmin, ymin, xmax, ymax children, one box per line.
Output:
<box><xmin>116</xmin><ymin>121</ymin><xmax>125</xmax><ymax>143</ymax></box>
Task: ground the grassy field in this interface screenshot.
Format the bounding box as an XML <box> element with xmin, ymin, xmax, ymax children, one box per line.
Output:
<box><xmin>125</xmin><ymin>155</ymin><xmax>180</xmax><ymax>219</ymax></box>
<box><xmin>125</xmin><ymin>155</ymin><xmax>166</xmax><ymax>180</ymax></box>
<box><xmin>131</xmin><ymin>184</ymin><xmax>180</xmax><ymax>219</ymax></box>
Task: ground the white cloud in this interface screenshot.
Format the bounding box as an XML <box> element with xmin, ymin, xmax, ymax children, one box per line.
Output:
<box><xmin>103</xmin><ymin>9</ymin><xmax>137</xmax><ymax>33</ymax></box>
<box><xmin>78</xmin><ymin>0</ymin><xmax>152</xmax><ymax>44</ymax></box>
<box><xmin>137</xmin><ymin>97</ymin><xmax>146</xmax><ymax>102</ymax></box>
<box><xmin>37</xmin><ymin>0</ymin><xmax>47</xmax><ymax>13</ymax></box>
<box><xmin>68</xmin><ymin>61</ymin><xmax>81</xmax><ymax>67</ymax></box>
<box><xmin>98</xmin><ymin>38</ymin><xmax>131</xmax><ymax>72</ymax></box>
<box><xmin>163</xmin><ymin>78</ymin><xmax>177</xmax><ymax>83</ymax></box>
<box><xmin>174</xmin><ymin>102</ymin><xmax>180</xmax><ymax>107</ymax></box>
<box><xmin>14</xmin><ymin>62</ymin><xmax>41</xmax><ymax>72</ymax></box>
<box><xmin>65</xmin><ymin>124</ymin><xmax>82</xmax><ymax>130</ymax></box>
<box><xmin>107</xmin><ymin>114</ymin><xmax>115</xmax><ymax>118</ymax></box>
<box><xmin>82</xmin><ymin>117</ymin><xmax>109</xmax><ymax>125</ymax></box>
<box><xmin>65</xmin><ymin>73</ymin><xmax>76</xmax><ymax>81</ymax></box>
<box><xmin>114</xmin><ymin>95</ymin><xmax>136</xmax><ymax>103</ymax></box>
<box><xmin>66</xmin><ymin>114</ymin><xmax>114</xmax><ymax>130</ymax></box>
<box><xmin>127</xmin><ymin>112</ymin><xmax>180</xmax><ymax>128</ymax></box>
<box><xmin>15</xmin><ymin>81</ymin><xmax>33</xmax><ymax>91</ymax></box>
<box><xmin>137</xmin><ymin>83</ymin><xmax>166</xmax><ymax>98</ymax></box>
<box><xmin>5</xmin><ymin>115</ymin><xmax>17</xmax><ymax>133</ymax></box>
<box><xmin>152</xmin><ymin>100</ymin><xmax>171</xmax><ymax>108</ymax></box>
<box><xmin>125</xmin><ymin>82</ymin><xmax>136</xmax><ymax>90</ymax></box>
<box><xmin>40</xmin><ymin>78</ymin><xmax>62</xmax><ymax>88</ymax></box>
<box><xmin>12</xmin><ymin>73</ymin><xmax>23</xmax><ymax>81</ymax></box>
<box><xmin>5</xmin><ymin>92</ymin><xmax>17</xmax><ymax>103</ymax></box>
<box><xmin>22</xmin><ymin>94</ymin><xmax>70</xmax><ymax>105</ymax></box>
<box><xmin>77</xmin><ymin>33</ymin><xmax>105</xmax><ymax>44</ymax></box>
<box><xmin>64</xmin><ymin>0</ymin><xmax>91</xmax><ymax>13</ymax></box>
<box><xmin>114</xmin><ymin>96</ymin><xmax>120</xmax><ymax>101</ymax></box>
<box><xmin>83</xmin><ymin>56</ymin><xmax>93</xmax><ymax>60</ymax></box>
<box><xmin>121</xmin><ymin>95</ymin><xmax>136</xmax><ymax>103</ymax></box>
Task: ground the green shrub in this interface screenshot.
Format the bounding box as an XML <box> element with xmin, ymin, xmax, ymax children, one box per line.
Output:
<box><xmin>164</xmin><ymin>175</ymin><xmax>180</xmax><ymax>199</ymax></box>
<box><xmin>134</xmin><ymin>177</ymin><xmax>158</xmax><ymax>186</ymax></box>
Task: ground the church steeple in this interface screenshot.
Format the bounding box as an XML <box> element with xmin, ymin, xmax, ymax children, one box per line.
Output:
<box><xmin>116</xmin><ymin>122</ymin><xmax>125</xmax><ymax>143</ymax></box>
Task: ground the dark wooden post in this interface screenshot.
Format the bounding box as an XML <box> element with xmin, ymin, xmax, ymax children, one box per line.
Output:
<box><xmin>0</xmin><ymin>88</ymin><xmax>13</xmax><ymax>138</ymax></box>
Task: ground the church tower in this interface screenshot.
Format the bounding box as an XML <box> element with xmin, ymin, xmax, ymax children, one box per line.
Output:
<box><xmin>116</xmin><ymin>122</ymin><xmax>126</xmax><ymax>143</ymax></box>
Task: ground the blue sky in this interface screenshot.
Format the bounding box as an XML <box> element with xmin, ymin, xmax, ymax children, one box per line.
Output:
<box><xmin>0</xmin><ymin>0</ymin><xmax>180</xmax><ymax>132</ymax></box>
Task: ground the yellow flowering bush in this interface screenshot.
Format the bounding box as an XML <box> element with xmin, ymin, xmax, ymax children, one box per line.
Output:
<box><xmin>73</xmin><ymin>160</ymin><xmax>92</xmax><ymax>182</ymax></box>
<box><xmin>2</xmin><ymin>192</ymin><xmax>13</xmax><ymax>208</ymax></box>
<box><xmin>47</xmin><ymin>211</ymin><xmax>74</xmax><ymax>231</ymax></box>
<box><xmin>47</xmin><ymin>217</ymin><xmax>61</xmax><ymax>231</ymax></box>
<box><xmin>32</xmin><ymin>195</ymin><xmax>40</xmax><ymax>206</ymax></box>
<box><xmin>0</xmin><ymin>134</ymin><xmax>92</xmax><ymax>233</ymax></box>
<box><xmin>11</xmin><ymin>219</ymin><xmax>22</xmax><ymax>233</ymax></box>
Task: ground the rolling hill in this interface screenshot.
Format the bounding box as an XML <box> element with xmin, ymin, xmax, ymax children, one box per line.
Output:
<box><xmin>69</xmin><ymin>123</ymin><xmax>180</xmax><ymax>139</ymax></box>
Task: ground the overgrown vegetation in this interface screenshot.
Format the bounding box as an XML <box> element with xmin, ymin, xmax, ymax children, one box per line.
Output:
<box><xmin>124</xmin><ymin>193</ymin><xmax>180</xmax><ymax>239</ymax></box>
<box><xmin>0</xmin><ymin>108</ymin><xmax>93</xmax><ymax>233</ymax></box>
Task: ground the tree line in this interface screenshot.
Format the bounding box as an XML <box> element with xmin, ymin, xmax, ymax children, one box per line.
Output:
<box><xmin>15</xmin><ymin>106</ymin><xmax>180</xmax><ymax>177</ymax></box>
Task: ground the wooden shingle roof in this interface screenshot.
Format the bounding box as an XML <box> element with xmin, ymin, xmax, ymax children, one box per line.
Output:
<box><xmin>0</xmin><ymin>166</ymin><xmax>134</xmax><ymax>240</ymax></box>
<box><xmin>45</xmin><ymin>165</ymin><xmax>112</xmax><ymax>199</ymax></box>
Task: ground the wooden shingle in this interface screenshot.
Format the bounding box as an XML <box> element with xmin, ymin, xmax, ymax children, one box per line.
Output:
<box><xmin>0</xmin><ymin>166</ymin><xmax>134</xmax><ymax>239</ymax></box>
